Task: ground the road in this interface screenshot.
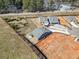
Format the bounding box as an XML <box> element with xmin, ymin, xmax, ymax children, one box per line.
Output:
<box><xmin>0</xmin><ymin>11</ymin><xmax>79</xmax><ymax>17</ymax></box>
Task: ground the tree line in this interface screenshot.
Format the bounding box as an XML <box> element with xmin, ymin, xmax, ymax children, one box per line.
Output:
<box><xmin>23</xmin><ymin>0</ymin><xmax>44</xmax><ymax>12</ymax></box>
<box><xmin>0</xmin><ymin>0</ymin><xmax>79</xmax><ymax>13</ymax></box>
<box><xmin>23</xmin><ymin>0</ymin><xmax>79</xmax><ymax>12</ymax></box>
<box><xmin>0</xmin><ymin>0</ymin><xmax>21</xmax><ymax>9</ymax></box>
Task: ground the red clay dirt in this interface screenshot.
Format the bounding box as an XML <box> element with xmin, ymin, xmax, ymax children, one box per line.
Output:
<box><xmin>36</xmin><ymin>32</ymin><xmax>79</xmax><ymax>59</ymax></box>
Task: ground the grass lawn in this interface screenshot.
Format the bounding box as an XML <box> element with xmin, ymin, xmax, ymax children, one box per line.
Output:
<box><xmin>0</xmin><ymin>18</ymin><xmax>38</xmax><ymax>59</ymax></box>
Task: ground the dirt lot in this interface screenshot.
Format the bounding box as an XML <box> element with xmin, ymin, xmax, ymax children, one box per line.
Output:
<box><xmin>0</xmin><ymin>18</ymin><xmax>38</xmax><ymax>59</ymax></box>
<box><xmin>36</xmin><ymin>32</ymin><xmax>79</xmax><ymax>59</ymax></box>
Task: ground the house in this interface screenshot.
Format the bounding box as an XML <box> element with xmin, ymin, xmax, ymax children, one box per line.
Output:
<box><xmin>48</xmin><ymin>16</ymin><xmax>60</xmax><ymax>24</ymax></box>
<box><xmin>25</xmin><ymin>27</ymin><xmax>52</xmax><ymax>44</ymax></box>
<box><xmin>46</xmin><ymin>24</ymin><xmax>70</xmax><ymax>35</ymax></box>
<box><xmin>64</xmin><ymin>16</ymin><xmax>79</xmax><ymax>28</ymax></box>
<box><xmin>59</xmin><ymin>4</ymin><xmax>72</xmax><ymax>11</ymax></box>
<box><xmin>39</xmin><ymin>16</ymin><xmax>71</xmax><ymax>35</ymax></box>
<box><xmin>50</xmin><ymin>3</ymin><xmax>60</xmax><ymax>10</ymax></box>
<box><xmin>39</xmin><ymin>16</ymin><xmax>60</xmax><ymax>26</ymax></box>
<box><xmin>57</xmin><ymin>17</ymin><xmax>71</xmax><ymax>28</ymax></box>
<box><xmin>38</xmin><ymin>16</ymin><xmax>47</xmax><ymax>26</ymax></box>
<box><xmin>68</xmin><ymin>27</ymin><xmax>79</xmax><ymax>40</ymax></box>
<box><xmin>36</xmin><ymin>32</ymin><xmax>79</xmax><ymax>59</ymax></box>
<box><xmin>65</xmin><ymin>16</ymin><xmax>78</xmax><ymax>23</ymax></box>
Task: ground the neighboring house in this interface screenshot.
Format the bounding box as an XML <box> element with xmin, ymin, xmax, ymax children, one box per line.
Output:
<box><xmin>64</xmin><ymin>16</ymin><xmax>79</xmax><ymax>27</ymax></box>
<box><xmin>51</xmin><ymin>3</ymin><xmax>60</xmax><ymax>10</ymax></box>
<box><xmin>57</xmin><ymin>17</ymin><xmax>71</xmax><ymax>28</ymax></box>
<box><xmin>51</xmin><ymin>3</ymin><xmax>75</xmax><ymax>11</ymax></box>
<box><xmin>63</xmin><ymin>16</ymin><xmax>79</xmax><ymax>40</ymax></box>
<box><xmin>48</xmin><ymin>16</ymin><xmax>60</xmax><ymax>24</ymax></box>
<box><xmin>25</xmin><ymin>27</ymin><xmax>52</xmax><ymax>44</ymax></box>
<box><xmin>39</xmin><ymin>16</ymin><xmax>49</xmax><ymax>26</ymax></box>
<box><xmin>43</xmin><ymin>0</ymin><xmax>61</xmax><ymax>11</ymax></box>
<box><xmin>38</xmin><ymin>17</ymin><xmax>49</xmax><ymax>26</ymax></box>
<box><xmin>68</xmin><ymin>27</ymin><xmax>79</xmax><ymax>39</ymax></box>
<box><xmin>39</xmin><ymin>16</ymin><xmax>60</xmax><ymax>26</ymax></box>
<box><xmin>36</xmin><ymin>32</ymin><xmax>79</xmax><ymax>59</ymax></box>
<box><xmin>65</xmin><ymin>16</ymin><xmax>77</xmax><ymax>23</ymax></box>
<box><xmin>46</xmin><ymin>24</ymin><xmax>70</xmax><ymax>35</ymax></box>
<box><xmin>58</xmin><ymin>4</ymin><xmax>72</xmax><ymax>11</ymax></box>
<box><xmin>39</xmin><ymin>16</ymin><xmax>70</xmax><ymax>34</ymax></box>
<box><xmin>39</xmin><ymin>16</ymin><xmax>47</xmax><ymax>24</ymax></box>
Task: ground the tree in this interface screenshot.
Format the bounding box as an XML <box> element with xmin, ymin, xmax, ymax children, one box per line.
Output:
<box><xmin>0</xmin><ymin>0</ymin><xmax>22</xmax><ymax>13</ymax></box>
<box><xmin>49</xmin><ymin>0</ymin><xmax>54</xmax><ymax>10</ymax></box>
<box><xmin>36</xmin><ymin>0</ymin><xmax>44</xmax><ymax>11</ymax></box>
<box><xmin>28</xmin><ymin>0</ymin><xmax>37</xmax><ymax>12</ymax></box>
<box><xmin>15</xmin><ymin>0</ymin><xmax>22</xmax><ymax>9</ymax></box>
<box><xmin>23</xmin><ymin>0</ymin><xmax>44</xmax><ymax>12</ymax></box>
<box><xmin>0</xmin><ymin>0</ymin><xmax>4</xmax><ymax>9</ymax></box>
<box><xmin>23</xmin><ymin>0</ymin><xmax>30</xmax><ymax>11</ymax></box>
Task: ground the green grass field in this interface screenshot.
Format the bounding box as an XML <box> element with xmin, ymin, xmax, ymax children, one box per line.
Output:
<box><xmin>0</xmin><ymin>18</ymin><xmax>38</xmax><ymax>59</ymax></box>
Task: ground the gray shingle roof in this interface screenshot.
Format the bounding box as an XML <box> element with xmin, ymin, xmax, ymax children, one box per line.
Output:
<box><xmin>29</xmin><ymin>27</ymin><xmax>52</xmax><ymax>40</ymax></box>
<box><xmin>65</xmin><ymin>16</ymin><xmax>78</xmax><ymax>23</ymax></box>
<box><xmin>39</xmin><ymin>16</ymin><xmax>60</xmax><ymax>26</ymax></box>
<box><xmin>68</xmin><ymin>27</ymin><xmax>79</xmax><ymax>38</ymax></box>
<box><xmin>48</xmin><ymin>16</ymin><xmax>60</xmax><ymax>24</ymax></box>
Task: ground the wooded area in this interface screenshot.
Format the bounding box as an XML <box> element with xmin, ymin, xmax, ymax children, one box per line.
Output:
<box><xmin>0</xmin><ymin>0</ymin><xmax>79</xmax><ymax>13</ymax></box>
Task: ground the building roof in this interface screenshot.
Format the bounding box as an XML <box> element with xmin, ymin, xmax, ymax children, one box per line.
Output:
<box><xmin>39</xmin><ymin>16</ymin><xmax>79</xmax><ymax>27</ymax></box>
<box><xmin>48</xmin><ymin>16</ymin><xmax>60</xmax><ymax>24</ymax></box>
<box><xmin>68</xmin><ymin>27</ymin><xmax>79</xmax><ymax>39</ymax></box>
<box><xmin>36</xmin><ymin>32</ymin><xmax>79</xmax><ymax>59</ymax></box>
<box><xmin>64</xmin><ymin>16</ymin><xmax>78</xmax><ymax>23</ymax></box>
<box><xmin>59</xmin><ymin>4</ymin><xmax>72</xmax><ymax>11</ymax></box>
<box><xmin>39</xmin><ymin>16</ymin><xmax>60</xmax><ymax>26</ymax></box>
<box><xmin>28</xmin><ymin>27</ymin><xmax>52</xmax><ymax>40</ymax></box>
<box><xmin>39</xmin><ymin>16</ymin><xmax>46</xmax><ymax>23</ymax></box>
<box><xmin>57</xmin><ymin>16</ymin><xmax>71</xmax><ymax>27</ymax></box>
